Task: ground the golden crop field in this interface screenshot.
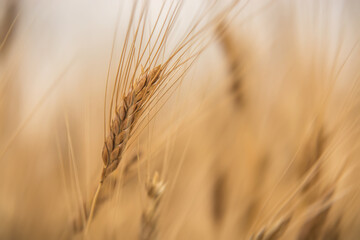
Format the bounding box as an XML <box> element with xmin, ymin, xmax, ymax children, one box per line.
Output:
<box><xmin>0</xmin><ymin>0</ymin><xmax>360</xmax><ymax>239</ymax></box>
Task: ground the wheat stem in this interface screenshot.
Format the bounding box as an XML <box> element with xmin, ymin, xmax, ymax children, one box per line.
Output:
<box><xmin>84</xmin><ymin>181</ymin><xmax>103</xmax><ymax>236</ymax></box>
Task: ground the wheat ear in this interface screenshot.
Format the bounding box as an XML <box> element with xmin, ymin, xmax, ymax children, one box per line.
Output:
<box><xmin>250</xmin><ymin>214</ymin><xmax>292</xmax><ymax>240</ymax></box>
<box><xmin>85</xmin><ymin>65</ymin><xmax>163</xmax><ymax>234</ymax></box>
<box><xmin>0</xmin><ymin>0</ymin><xmax>19</xmax><ymax>53</ymax></box>
<box><xmin>297</xmin><ymin>190</ymin><xmax>334</xmax><ymax>240</ymax></box>
<box><xmin>216</xmin><ymin>21</ymin><xmax>244</xmax><ymax>107</ymax></box>
<box><xmin>139</xmin><ymin>172</ymin><xmax>165</xmax><ymax>240</ymax></box>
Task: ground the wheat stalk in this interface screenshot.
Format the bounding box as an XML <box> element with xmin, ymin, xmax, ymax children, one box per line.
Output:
<box><xmin>72</xmin><ymin>152</ymin><xmax>139</xmax><ymax>233</ymax></box>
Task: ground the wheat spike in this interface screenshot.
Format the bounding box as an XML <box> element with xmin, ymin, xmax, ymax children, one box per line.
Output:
<box><xmin>216</xmin><ymin>20</ymin><xmax>244</xmax><ymax>107</ymax></box>
<box><xmin>101</xmin><ymin>65</ymin><xmax>162</xmax><ymax>182</ymax></box>
<box><xmin>250</xmin><ymin>214</ymin><xmax>292</xmax><ymax>240</ymax></box>
<box><xmin>297</xmin><ymin>190</ymin><xmax>334</xmax><ymax>240</ymax></box>
<box><xmin>85</xmin><ymin>66</ymin><xmax>163</xmax><ymax>234</ymax></box>
<box><xmin>140</xmin><ymin>172</ymin><xmax>165</xmax><ymax>240</ymax></box>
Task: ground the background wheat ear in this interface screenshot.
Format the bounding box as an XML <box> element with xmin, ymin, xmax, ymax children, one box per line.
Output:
<box><xmin>0</xmin><ymin>0</ymin><xmax>18</xmax><ymax>54</ymax></box>
<box><xmin>212</xmin><ymin>171</ymin><xmax>228</xmax><ymax>226</ymax></box>
<box><xmin>140</xmin><ymin>171</ymin><xmax>165</xmax><ymax>240</ymax></box>
<box><xmin>250</xmin><ymin>213</ymin><xmax>292</xmax><ymax>240</ymax></box>
<box><xmin>216</xmin><ymin>20</ymin><xmax>245</xmax><ymax>109</ymax></box>
<box><xmin>297</xmin><ymin>189</ymin><xmax>335</xmax><ymax>240</ymax></box>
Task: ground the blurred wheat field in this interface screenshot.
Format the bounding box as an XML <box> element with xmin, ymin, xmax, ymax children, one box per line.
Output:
<box><xmin>1</xmin><ymin>0</ymin><xmax>360</xmax><ymax>239</ymax></box>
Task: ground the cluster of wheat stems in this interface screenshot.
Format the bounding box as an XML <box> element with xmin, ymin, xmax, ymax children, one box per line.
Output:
<box><xmin>1</xmin><ymin>0</ymin><xmax>360</xmax><ymax>239</ymax></box>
